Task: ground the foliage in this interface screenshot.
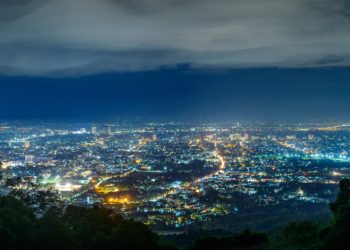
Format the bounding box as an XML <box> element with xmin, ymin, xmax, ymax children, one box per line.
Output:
<box><xmin>189</xmin><ymin>179</ymin><xmax>350</xmax><ymax>250</ymax></box>
<box><xmin>2</xmin><ymin>179</ymin><xmax>350</xmax><ymax>250</ymax></box>
<box><xmin>322</xmin><ymin>179</ymin><xmax>350</xmax><ymax>249</ymax></box>
<box><xmin>278</xmin><ymin>178</ymin><xmax>350</xmax><ymax>250</ymax></box>
<box><xmin>0</xmin><ymin>196</ymin><xmax>173</xmax><ymax>250</ymax></box>
<box><xmin>4</xmin><ymin>176</ymin><xmax>62</xmax><ymax>214</ymax></box>
<box><xmin>0</xmin><ymin>196</ymin><xmax>36</xmax><ymax>249</ymax></box>
<box><xmin>190</xmin><ymin>230</ymin><xmax>269</xmax><ymax>250</ymax></box>
<box><xmin>282</xmin><ymin>221</ymin><xmax>320</xmax><ymax>250</ymax></box>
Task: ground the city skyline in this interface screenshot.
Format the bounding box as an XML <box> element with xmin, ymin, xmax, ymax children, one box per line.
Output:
<box><xmin>1</xmin><ymin>120</ymin><xmax>348</xmax><ymax>232</ymax></box>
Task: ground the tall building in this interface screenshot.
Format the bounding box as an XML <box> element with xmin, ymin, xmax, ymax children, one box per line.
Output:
<box><xmin>286</xmin><ymin>135</ymin><xmax>296</xmax><ymax>140</ymax></box>
<box><xmin>243</xmin><ymin>133</ymin><xmax>249</xmax><ymax>140</ymax></box>
<box><xmin>92</xmin><ymin>126</ymin><xmax>97</xmax><ymax>134</ymax></box>
<box><xmin>108</xmin><ymin>126</ymin><xmax>112</xmax><ymax>135</ymax></box>
<box><xmin>25</xmin><ymin>155</ymin><xmax>35</xmax><ymax>164</ymax></box>
<box><xmin>230</xmin><ymin>133</ymin><xmax>241</xmax><ymax>140</ymax></box>
<box><xmin>23</xmin><ymin>141</ymin><xmax>30</xmax><ymax>149</ymax></box>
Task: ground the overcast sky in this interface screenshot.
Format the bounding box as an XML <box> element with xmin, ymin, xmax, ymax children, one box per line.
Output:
<box><xmin>1</xmin><ymin>0</ymin><xmax>350</xmax><ymax>76</ymax></box>
<box><xmin>1</xmin><ymin>1</ymin><xmax>350</xmax><ymax>120</ymax></box>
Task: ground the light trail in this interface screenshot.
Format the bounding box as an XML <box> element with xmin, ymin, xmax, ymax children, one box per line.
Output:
<box><xmin>150</xmin><ymin>139</ymin><xmax>226</xmax><ymax>202</ymax></box>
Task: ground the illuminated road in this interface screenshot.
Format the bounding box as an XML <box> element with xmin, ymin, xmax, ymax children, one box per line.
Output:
<box><xmin>94</xmin><ymin>169</ymin><xmax>135</xmax><ymax>189</ymax></box>
<box><xmin>192</xmin><ymin>148</ymin><xmax>226</xmax><ymax>184</ymax></box>
<box><xmin>69</xmin><ymin>170</ymin><xmax>135</xmax><ymax>202</ymax></box>
<box><xmin>150</xmin><ymin>139</ymin><xmax>226</xmax><ymax>202</ymax></box>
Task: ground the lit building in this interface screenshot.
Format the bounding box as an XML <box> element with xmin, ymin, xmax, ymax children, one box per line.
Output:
<box><xmin>25</xmin><ymin>155</ymin><xmax>35</xmax><ymax>163</ymax></box>
<box><xmin>23</xmin><ymin>141</ymin><xmax>31</xmax><ymax>149</ymax></box>
<box><xmin>92</xmin><ymin>126</ymin><xmax>97</xmax><ymax>134</ymax></box>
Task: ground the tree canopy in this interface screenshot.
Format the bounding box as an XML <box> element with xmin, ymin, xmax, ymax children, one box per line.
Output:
<box><xmin>0</xmin><ymin>196</ymin><xmax>173</xmax><ymax>250</ymax></box>
<box><xmin>1</xmin><ymin>179</ymin><xmax>350</xmax><ymax>250</ymax></box>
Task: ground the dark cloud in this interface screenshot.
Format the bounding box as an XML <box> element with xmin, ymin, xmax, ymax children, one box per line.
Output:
<box><xmin>106</xmin><ymin>0</ymin><xmax>196</xmax><ymax>14</ymax></box>
<box><xmin>313</xmin><ymin>0</ymin><xmax>350</xmax><ymax>18</ymax></box>
<box><xmin>0</xmin><ymin>0</ymin><xmax>350</xmax><ymax>76</ymax></box>
<box><xmin>0</xmin><ymin>0</ymin><xmax>47</xmax><ymax>21</ymax></box>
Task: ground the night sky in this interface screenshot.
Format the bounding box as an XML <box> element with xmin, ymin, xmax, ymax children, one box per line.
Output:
<box><xmin>1</xmin><ymin>1</ymin><xmax>350</xmax><ymax>120</ymax></box>
<box><xmin>1</xmin><ymin>67</ymin><xmax>350</xmax><ymax>121</ymax></box>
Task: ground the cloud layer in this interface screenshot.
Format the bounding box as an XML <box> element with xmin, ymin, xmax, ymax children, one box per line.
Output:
<box><xmin>1</xmin><ymin>0</ymin><xmax>350</xmax><ymax>76</ymax></box>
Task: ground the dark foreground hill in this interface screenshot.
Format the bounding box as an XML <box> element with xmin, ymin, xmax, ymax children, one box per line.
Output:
<box><xmin>1</xmin><ymin>179</ymin><xmax>350</xmax><ymax>250</ymax></box>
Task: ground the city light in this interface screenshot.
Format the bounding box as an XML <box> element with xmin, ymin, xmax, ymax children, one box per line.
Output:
<box><xmin>0</xmin><ymin>121</ymin><xmax>348</xmax><ymax>229</ymax></box>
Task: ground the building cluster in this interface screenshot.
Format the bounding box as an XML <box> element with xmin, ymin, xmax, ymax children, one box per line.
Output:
<box><xmin>0</xmin><ymin>121</ymin><xmax>349</xmax><ymax>229</ymax></box>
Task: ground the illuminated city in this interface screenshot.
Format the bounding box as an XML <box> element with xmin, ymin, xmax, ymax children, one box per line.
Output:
<box><xmin>2</xmin><ymin>0</ymin><xmax>350</xmax><ymax>248</ymax></box>
<box><xmin>1</xmin><ymin>121</ymin><xmax>349</xmax><ymax>232</ymax></box>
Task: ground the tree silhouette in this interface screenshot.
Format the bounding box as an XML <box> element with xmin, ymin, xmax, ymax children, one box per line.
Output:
<box><xmin>283</xmin><ymin>221</ymin><xmax>320</xmax><ymax>250</ymax></box>
<box><xmin>322</xmin><ymin>179</ymin><xmax>350</xmax><ymax>249</ymax></box>
<box><xmin>2</xmin><ymin>179</ymin><xmax>350</xmax><ymax>250</ymax></box>
<box><xmin>190</xmin><ymin>230</ymin><xmax>269</xmax><ymax>250</ymax></box>
<box><xmin>0</xmin><ymin>157</ymin><xmax>3</xmax><ymax>180</ymax></box>
<box><xmin>0</xmin><ymin>196</ymin><xmax>36</xmax><ymax>249</ymax></box>
<box><xmin>0</xmin><ymin>196</ymin><xmax>175</xmax><ymax>250</ymax></box>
